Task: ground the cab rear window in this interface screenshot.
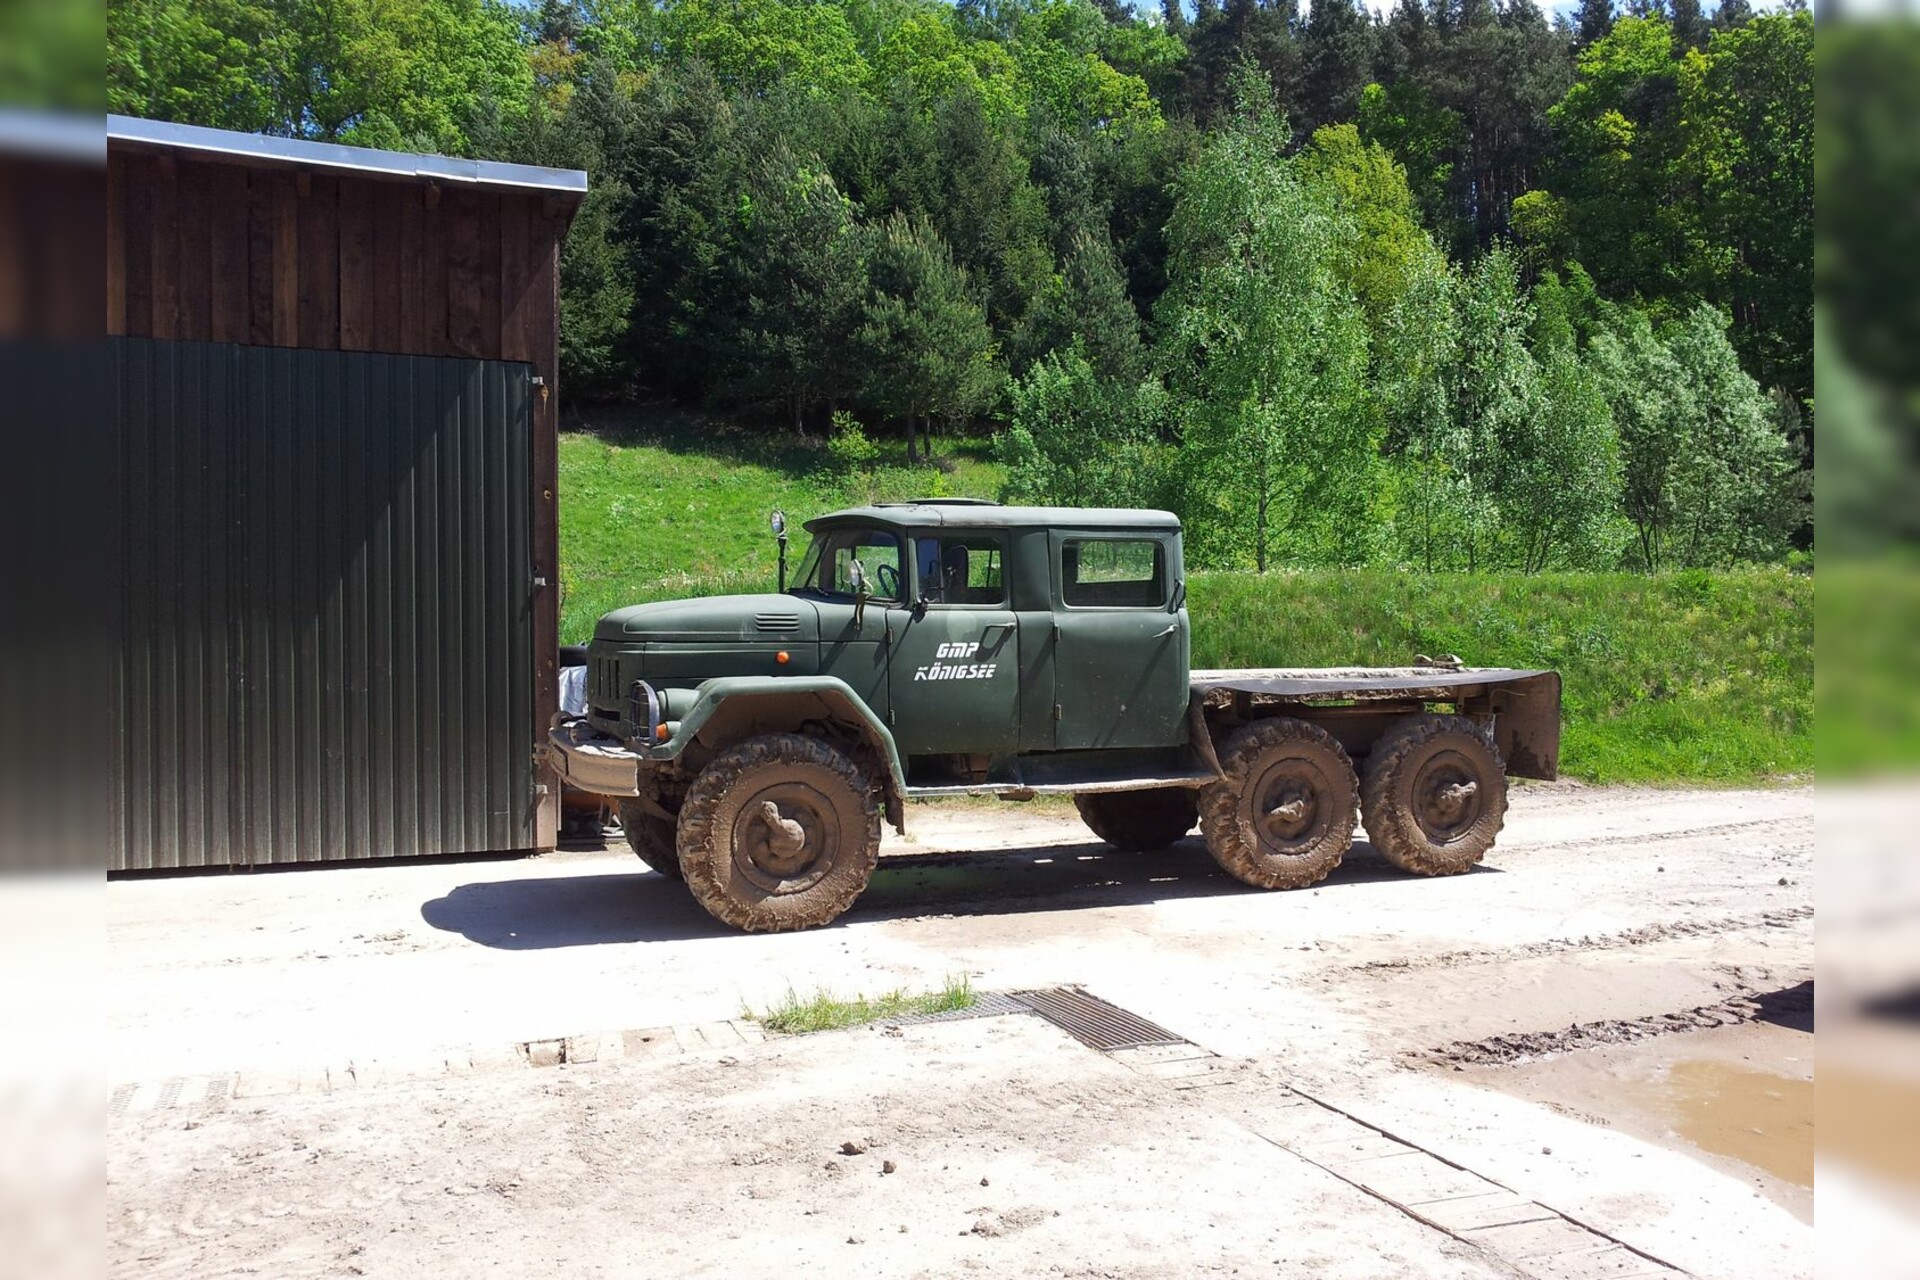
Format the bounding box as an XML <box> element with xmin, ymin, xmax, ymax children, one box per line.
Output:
<box><xmin>1062</xmin><ymin>538</ymin><xmax>1164</xmax><ymax>607</ymax></box>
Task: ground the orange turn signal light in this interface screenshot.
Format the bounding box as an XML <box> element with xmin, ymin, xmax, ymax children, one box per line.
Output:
<box><xmin>776</xmin><ymin>650</ymin><xmax>790</xmax><ymax>664</ymax></box>
<box><xmin>654</xmin><ymin>723</ymin><xmax>670</xmax><ymax>741</ymax></box>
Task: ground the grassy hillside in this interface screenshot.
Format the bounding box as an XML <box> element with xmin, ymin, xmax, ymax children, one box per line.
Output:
<box><xmin>557</xmin><ymin>411</ymin><xmax>1812</xmax><ymax>785</ymax></box>
<box><xmin>559</xmin><ymin>405</ymin><xmax>1003</xmax><ymax>637</ymax></box>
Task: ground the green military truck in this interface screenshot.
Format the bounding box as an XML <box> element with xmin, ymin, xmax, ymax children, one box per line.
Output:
<box><xmin>550</xmin><ymin>501</ymin><xmax>1560</xmax><ymax>932</ymax></box>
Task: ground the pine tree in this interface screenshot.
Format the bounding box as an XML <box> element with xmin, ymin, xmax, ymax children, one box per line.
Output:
<box><xmin>1669</xmin><ymin>0</ymin><xmax>1709</xmax><ymax>48</ymax></box>
<box><xmin>1712</xmin><ymin>0</ymin><xmax>1754</xmax><ymax>31</ymax></box>
<box><xmin>858</xmin><ymin>216</ymin><xmax>1003</xmax><ymax>461</ymax></box>
<box><xmin>532</xmin><ymin>0</ymin><xmax>583</xmax><ymax>49</ymax></box>
<box><xmin>1300</xmin><ymin>0</ymin><xmax>1379</xmax><ymax>131</ymax></box>
<box><xmin>1573</xmin><ymin>0</ymin><xmax>1615</xmax><ymax>48</ymax></box>
<box><xmin>1031</xmin><ymin>231</ymin><xmax>1146</xmax><ymax>386</ymax></box>
<box><xmin>722</xmin><ymin>148</ymin><xmax>872</xmax><ymax>430</ymax></box>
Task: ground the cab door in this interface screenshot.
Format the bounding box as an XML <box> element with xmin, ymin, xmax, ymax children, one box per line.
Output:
<box><xmin>884</xmin><ymin>532</ymin><xmax>1020</xmax><ymax>757</ymax></box>
<box><xmin>1048</xmin><ymin>531</ymin><xmax>1189</xmax><ymax>749</ymax></box>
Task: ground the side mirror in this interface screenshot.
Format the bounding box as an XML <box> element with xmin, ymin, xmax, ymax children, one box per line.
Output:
<box><xmin>848</xmin><ymin>559</ymin><xmax>870</xmax><ymax>627</ymax></box>
<box><xmin>771</xmin><ymin>510</ymin><xmax>789</xmax><ymax>592</ymax></box>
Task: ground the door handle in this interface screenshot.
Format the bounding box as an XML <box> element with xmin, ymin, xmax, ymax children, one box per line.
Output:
<box><xmin>981</xmin><ymin>620</ymin><xmax>1014</xmax><ymax>645</ymax></box>
<box><xmin>1152</xmin><ymin>623</ymin><xmax>1177</xmax><ymax>638</ymax></box>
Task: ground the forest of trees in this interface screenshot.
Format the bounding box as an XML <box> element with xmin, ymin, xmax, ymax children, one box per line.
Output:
<box><xmin>108</xmin><ymin>0</ymin><xmax>1813</xmax><ymax>571</ymax></box>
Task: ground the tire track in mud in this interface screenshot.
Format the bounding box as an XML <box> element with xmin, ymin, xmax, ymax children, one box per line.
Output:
<box><xmin>1420</xmin><ymin>979</ymin><xmax>1813</xmax><ymax>1067</ymax></box>
<box><xmin>1334</xmin><ymin>905</ymin><xmax>1812</xmax><ymax>977</ymax></box>
<box><xmin>1495</xmin><ymin>814</ymin><xmax>1810</xmax><ymax>856</ymax></box>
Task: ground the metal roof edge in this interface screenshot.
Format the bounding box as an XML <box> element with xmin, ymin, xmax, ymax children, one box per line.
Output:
<box><xmin>106</xmin><ymin>114</ymin><xmax>587</xmax><ymax>198</ymax></box>
<box><xmin>0</xmin><ymin>110</ymin><xmax>104</xmax><ymax>162</ymax></box>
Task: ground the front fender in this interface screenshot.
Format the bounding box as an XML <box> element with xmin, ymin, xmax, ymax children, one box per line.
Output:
<box><xmin>658</xmin><ymin>676</ymin><xmax>907</xmax><ymax>828</ymax></box>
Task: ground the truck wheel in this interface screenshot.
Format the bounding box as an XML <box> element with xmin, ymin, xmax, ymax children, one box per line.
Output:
<box><xmin>1073</xmin><ymin>789</ymin><xmax>1198</xmax><ymax>851</ymax></box>
<box><xmin>677</xmin><ymin>734</ymin><xmax>881</xmax><ymax>932</ymax></box>
<box><xmin>618</xmin><ymin>799</ymin><xmax>683</xmax><ymax>879</ymax></box>
<box><xmin>1199</xmin><ymin>718</ymin><xmax>1357</xmax><ymax>890</ymax></box>
<box><xmin>1360</xmin><ymin>715</ymin><xmax>1508</xmax><ymax>876</ymax></box>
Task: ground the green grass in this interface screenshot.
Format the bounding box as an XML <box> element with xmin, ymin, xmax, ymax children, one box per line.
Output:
<box><xmin>1817</xmin><ymin>562</ymin><xmax>1920</xmax><ymax>777</ymax></box>
<box><xmin>558</xmin><ymin>404</ymin><xmax>1003</xmax><ymax>640</ymax></box>
<box><xmin>556</xmin><ymin>410</ymin><xmax>1813</xmax><ymax>786</ymax></box>
<box><xmin>747</xmin><ymin>975</ymin><xmax>976</xmax><ymax>1035</ymax></box>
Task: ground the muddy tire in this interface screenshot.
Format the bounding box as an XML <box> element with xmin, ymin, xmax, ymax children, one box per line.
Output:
<box><xmin>1360</xmin><ymin>715</ymin><xmax>1507</xmax><ymax>876</ymax></box>
<box><xmin>1073</xmin><ymin>788</ymin><xmax>1199</xmax><ymax>851</ymax></box>
<box><xmin>1199</xmin><ymin>718</ymin><xmax>1358</xmax><ymax>890</ymax></box>
<box><xmin>677</xmin><ymin>733</ymin><xmax>881</xmax><ymax>932</ymax></box>
<box><xmin>618</xmin><ymin>799</ymin><xmax>683</xmax><ymax>879</ymax></box>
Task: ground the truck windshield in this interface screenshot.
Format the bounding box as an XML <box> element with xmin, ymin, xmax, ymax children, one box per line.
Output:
<box><xmin>789</xmin><ymin>528</ymin><xmax>904</xmax><ymax>601</ymax></box>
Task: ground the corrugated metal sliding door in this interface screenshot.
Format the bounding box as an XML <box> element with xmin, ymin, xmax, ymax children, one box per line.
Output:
<box><xmin>110</xmin><ymin>338</ymin><xmax>536</xmax><ymax>870</ymax></box>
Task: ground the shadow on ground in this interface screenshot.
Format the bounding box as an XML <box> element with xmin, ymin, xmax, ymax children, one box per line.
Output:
<box><xmin>1751</xmin><ymin>979</ymin><xmax>1815</xmax><ymax>1033</ymax></box>
<box><xmin>419</xmin><ymin>837</ymin><xmax>1498</xmax><ymax>949</ymax></box>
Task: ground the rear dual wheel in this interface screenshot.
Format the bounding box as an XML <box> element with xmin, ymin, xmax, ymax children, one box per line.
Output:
<box><xmin>1073</xmin><ymin>787</ymin><xmax>1199</xmax><ymax>851</ymax></box>
<box><xmin>1360</xmin><ymin>715</ymin><xmax>1507</xmax><ymax>876</ymax></box>
<box><xmin>1200</xmin><ymin>718</ymin><xmax>1358</xmax><ymax>890</ymax></box>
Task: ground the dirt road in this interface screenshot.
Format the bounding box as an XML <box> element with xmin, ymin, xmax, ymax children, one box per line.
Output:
<box><xmin>107</xmin><ymin>782</ymin><xmax>1814</xmax><ymax>1278</ymax></box>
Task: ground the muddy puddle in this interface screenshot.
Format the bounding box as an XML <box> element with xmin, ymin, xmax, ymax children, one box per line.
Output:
<box><xmin>1665</xmin><ymin>1057</ymin><xmax>1813</xmax><ymax>1188</ymax></box>
<box><xmin>1461</xmin><ymin>1018</ymin><xmax>1814</xmax><ymax>1221</ymax></box>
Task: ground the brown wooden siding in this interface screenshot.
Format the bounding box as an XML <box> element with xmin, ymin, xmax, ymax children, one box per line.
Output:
<box><xmin>106</xmin><ymin>145</ymin><xmax>574</xmax><ymax>849</ymax></box>
<box><xmin>107</xmin><ymin>152</ymin><xmax>568</xmax><ymax>365</ymax></box>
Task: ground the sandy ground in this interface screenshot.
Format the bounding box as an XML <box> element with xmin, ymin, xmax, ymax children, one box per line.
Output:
<box><xmin>107</xmin><ymin>782</ymin><xmax>1817</xmax><ymax>1279</ymax></box>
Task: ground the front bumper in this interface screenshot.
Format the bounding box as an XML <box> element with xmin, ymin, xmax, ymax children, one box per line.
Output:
<box><xmin>547</xmin><ymin>716</ymin><xmax>646</xmax><ymax>797</ymax></box>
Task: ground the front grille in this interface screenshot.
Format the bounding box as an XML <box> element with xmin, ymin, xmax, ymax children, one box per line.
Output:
<box><xmin>591</xmin><ymin>655</ymin><xmax>622</xmax><ymax>705</ymax></box>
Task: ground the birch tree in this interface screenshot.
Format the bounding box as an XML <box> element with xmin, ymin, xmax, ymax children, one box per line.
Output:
<box><xmin>1159</xmin><ymin>65</ymin><xmax>1375</xmax><ymax>570</ymax></box>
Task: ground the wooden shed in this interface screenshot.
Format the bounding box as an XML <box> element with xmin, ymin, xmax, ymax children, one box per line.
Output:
<box><xmin>105</xmin><ymin>116</ymin><xmax>586</xmax><ymax>870</ymax></box>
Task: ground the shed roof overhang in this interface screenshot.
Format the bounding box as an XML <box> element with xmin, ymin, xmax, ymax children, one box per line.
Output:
<box><xmin>107</xmin><ymin>115</ymin><xmax>587</xmax><ymax>212</ymax></box>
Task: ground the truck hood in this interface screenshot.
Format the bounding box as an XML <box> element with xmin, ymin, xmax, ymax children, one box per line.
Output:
<box><xmin>594</xmin><ymin>594</ymin><xmax>819</xmax><ymax>644</ymax></box>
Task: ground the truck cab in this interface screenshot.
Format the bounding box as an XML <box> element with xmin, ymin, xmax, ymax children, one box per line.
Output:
<box><xmin>573</xmin><ymin>501</ymin><xmax>1199</xmax><ymax>792</ymax></box>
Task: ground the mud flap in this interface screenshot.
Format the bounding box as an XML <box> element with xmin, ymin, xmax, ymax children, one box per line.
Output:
<box><xmin>1487</xmin><ymin>671</ymin><xmax>1562</xmax><ymax>781</ymax></box>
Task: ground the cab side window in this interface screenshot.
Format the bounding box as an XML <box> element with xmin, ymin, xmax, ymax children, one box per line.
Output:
<box><xmin>1062</xmin><ymin>538</ymin><xmax>1164</xmax><ymax>607</ymax></box>
<box><xmin>915</xmin><ymin>535</ymin><xmax>1006</xmax><ymax>606</ymax></box>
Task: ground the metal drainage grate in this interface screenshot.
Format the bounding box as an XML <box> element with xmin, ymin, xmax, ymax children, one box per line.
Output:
<box><xmin>1013</xmin><ymin>987</ymin><xmax>1188</xmax><ymax>1051</ymax></box>
<box><xmin>890</xmin><ymin>990</ymin><xmax>1034</xmax><ymax>1026</ymax></box>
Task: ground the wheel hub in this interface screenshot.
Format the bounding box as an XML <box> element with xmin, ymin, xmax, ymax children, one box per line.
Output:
<box><xmin>1412</xmin><ymin>752</ymin><xmax>1482</xmax><ymax>841</ymax></box>
<box><xmin>732</xmin><ymin>782</ymin><xmax>838</xmax><ymax>892</ymax></box>
<box><xmin>1250</xmin><ymin>761</ymin><xmax>1328</xmax><ymax>851</ymax></box>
